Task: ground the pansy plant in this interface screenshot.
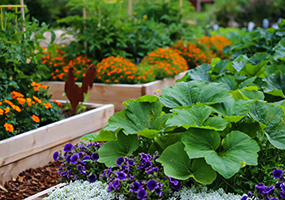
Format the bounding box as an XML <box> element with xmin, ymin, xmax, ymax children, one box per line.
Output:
<box><xmin>100</xmin><ymin>152</ymin><xmax>185</xmax><ymax>200</ymax></box>
<box><xmin>53</xmin><ymin>142</ymin><xmax>105</xmax><ymax>183</ymax></box>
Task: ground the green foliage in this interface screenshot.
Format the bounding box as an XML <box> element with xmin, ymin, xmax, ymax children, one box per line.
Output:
<box><xmin>81</xmin><ymin>77</ymin><xmax>285</xmax><ymax>195</ymax></box>
<box><xmin>0</xmin><ymin>12</ymin><xmax>52</xmax><ymax>95</ymax></box>
<box><xmin>157</xmin><ymin>142</ymin><xmax>217</xmax><ymax>184</ymax></box>
<box><xmin>97</xmin><ymin>131</ymin><xmax>139</xmax><ymax>167</ymax></box>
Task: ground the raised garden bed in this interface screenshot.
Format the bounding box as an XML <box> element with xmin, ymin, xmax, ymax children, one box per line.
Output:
<box><xmin>0</xmin><ymin>101</ymin><xmax>114</xmax><ymax>185</ymax></box>
<box><xmin>42</xmin><ymin>72</ymin><xmax>186</xmax><ymax>112</ymax></box>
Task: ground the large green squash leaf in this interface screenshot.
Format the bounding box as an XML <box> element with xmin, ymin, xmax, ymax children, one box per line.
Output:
<box><xmin>262</xmin><ymin>71</ymin><xmax>285</xmax><ymax>98</ymax></box>
<box><xmin>148</xmin><ymin>133</ymin><xmax>183</xmax><ymax>154</ymax></box>
<box><xmin>159</xmin><ymin>81</ymin><xmax>231</xmax><ymax>108</ymax></box>
<box><xmin>166</xmin><ymin>105</ymin><xmax>228</xmax><ymax>131</ymax></box>
<box><xmin>188</xmin><ymin>63</ymin><xmax>211</xmax><ymax>82</ymax></box>
<box><xmin>156</xmin><ymin>142</ymin><xmax>216</xmax><ymax>184</ymax></box>
<box><xmin>98</xmin><ymin>132</ymin><xmax>139</xmax><ymax>167</ymax></box>
<box><xmin>215</xmin><ymin>75</ymin><xmax>238</xmax><ymax>91</ymax></box>
<box><xmin>249</xmin><ymin>101</ymin><xmax>285</xmax><ymax>149</ymax></box>
<box><xmin>210</xmin><ymin>99</ymin><xmax>251</xmax><ymax>122</ymax></box>
<box><xmin>230</xmin><ymin>86</ymin><xmax>264</xmax><ymax>100</ymax></box>
<box><xmin>104</xmin><ymin>101</ymin><xmax>168</xmax><ymax>139</ymax></box>
<box><xmin>81</xmin><ymin>128</ymin><xmax>117</xmax><ymax>142</ymax></box>
<box><xmin>273</xmin><ymin>38</ymin><xmax>285</xmax><ymax>61</ymax></box>
<box><xmin>182</xmin><ymin>129</ymin><xmax>260</xmax><ymax>179</ymax></box>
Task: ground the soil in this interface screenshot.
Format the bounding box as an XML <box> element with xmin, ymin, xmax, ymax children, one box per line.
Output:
<box><xmin>0</xmin><ymin>161</ymin><xmax>61</xmax><ymax>200</ymax></box>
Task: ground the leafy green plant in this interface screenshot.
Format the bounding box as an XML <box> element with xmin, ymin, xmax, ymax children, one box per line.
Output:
<box><xmin>81</xmin><ymin>79</ymin><xmax>285</xmax><ymax>193</ymax></box>
<box><xmin>0</xmin><ymin>12</ymin><xmax>54</xmax><ymax>95</ymax></box>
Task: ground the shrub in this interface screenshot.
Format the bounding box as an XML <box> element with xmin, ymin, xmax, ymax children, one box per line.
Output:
<box><xmin>170</xmin><ymin>41</ymin><xmax>210</xmax><ymax>69</ymax></box>
<box><xmin>54</xmin><ymin>142</ymin><xmax>106</xmax><ymax>183</ymax></box>
<box><xmin>196</xmin><ymin>35</ymin><xmax>232</xmax><ymax>58</ymax></box>
<box><xmin>96</xmin><ymin>56</ymin><xmax>155</xmax><ymax>84</ymax></box>
<box><xmin>141</xmin><ymin>47</ymin><xmax>188</xmax><ymax>79</ymax></box>
<box><xmin>0</xmin><ymin>82</ymin><xmax>61</xmax><ymax>140</ymax></box>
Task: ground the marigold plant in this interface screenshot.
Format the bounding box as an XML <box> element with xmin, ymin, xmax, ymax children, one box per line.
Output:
<box><xmin>0</xmin><ymin>82</ymin><xmax>62</xmax><ymax>140</ymax></box>
<box><xmin>196</xmin><ymin>35</ymin><xmax>232</xmax><ymax>58</ymax></box>
<box><xmin>141</xmin><ymin>47</ymin><xmax>188</xmax><ymax>79</ymax></box>
<box><xmin>96</xmin><ymin>56</ymin><xmax>155</xmax><ymax>84</ymax></box>
<box><xmin>170</xmin><ymin>41</ymin><xmax>210</xmax><ymax>69</ymax></box>
<box><xmin>41</xmin><ymin>47</ymin><xmax>92</xmax><ymax>81</ymax></box>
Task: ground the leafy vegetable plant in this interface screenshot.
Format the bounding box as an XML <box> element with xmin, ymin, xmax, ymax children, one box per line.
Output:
<box><xmin>82</xmin><ymin>79</ymin><xmax>285</xmax><ymax>190</ymax></box>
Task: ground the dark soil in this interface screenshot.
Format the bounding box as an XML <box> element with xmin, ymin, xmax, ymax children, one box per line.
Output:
<box><xmin>0</xmin><ymin>161</ymin><xmax>61</xmax><ymax>200</ymax></box>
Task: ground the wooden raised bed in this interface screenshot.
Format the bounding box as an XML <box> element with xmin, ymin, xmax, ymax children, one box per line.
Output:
<box><xmin>43</xmin><ymin>72</ymin><xmax>186</xmax><ymax>112</ymax></box>
<box><xmin>0</xmin><ymin>102</ymin><xmax>114</xmax><ymax>185</ymax></box>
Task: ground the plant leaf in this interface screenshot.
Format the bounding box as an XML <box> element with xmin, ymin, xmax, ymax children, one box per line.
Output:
<box><xmin>159</xmin><ymin>81</ymin><xmax>231</xmax><ymax>108</ymax></box>
<box><xmin>262</xmin><ymin>71</ymin><xmax>285</xmax><ymax>98</ymax></box>
<box><xmin>167</xmin><ymin>105</ymin><xmax>228</xmax><ymax>131</ymax></box>
<box><xmin>98</xmin><ymin>132</ymin><xmax>139</xmax><ymax>167</ymax></box>
<box><xmin>182</xmin><ymin>129</ymin><xmax>260</xmax><ymax>179</ymax></box>
<box><xmin>273</xmin><ymin>38</ymin><xmax>285</xmax><ymax>61</ymax></box>
<box><xmin>157</xmin><ymin>142</ymin><xmax>216</xmax><ymax>184</ymax></box>
<box><xmin>210</xmin><ymin>99</ymin><xmax>251</xmax><ymax>122</ymax></box>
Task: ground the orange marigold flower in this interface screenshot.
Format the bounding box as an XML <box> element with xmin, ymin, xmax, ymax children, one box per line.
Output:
<box><xmin>26</xmin><ymin>98</ymin><xmax>32</xmax><ymax>106</ymax></box>
<box><xmin>32</xmin><ymin>114</ymin><xmax>40</xmax><ymax>123</ymax></box>
<box><xmin>0</xmin><ymin>108</ymin><xmax>3</xmax><ymax>115</ymax></box>
<box><xmin>4</xmin><ymin>99</ymin><xmax>14</xmax><ymax>106</ymax></box>
<box><xmin>41</xmin><ymin>85</ymin><xmax>48</xmax><ymax>89</ymax></box>
<box><xmin>11</xmin><ymin>91</ymin><xmax>24</xmax><ymax>99</ymax></box>
<box><xmin>4</xmin><ymin>123</ymin><xmax>14</xmax><ymax>132</ymax></box>
<box><xmin>53</xmin><ymin>100</ymin><xmax>62</xmax><ymax>106</ymax></box>
<box><xmin>33</xmin><ymin>96</ymin><xmax>43</xmax><ymax>104</ymax></box>
<box><xmin>17</xmin><ymin>98</ymin><xmax>26</xmax><ymax>105</ymax></box>
<box><xmin>43</xmin><ymin>102</ymin><xmax>52</xmax><ymax>109</ymax></box>
<box><xmin>12</xmin><ymin>105</ymin><xmax>21</xmax><ymax>112</ymax></box>
<box><xmin>4</xmin><ymin>107</ymin><xmax>10</xmax><ymax>114</ymax></box>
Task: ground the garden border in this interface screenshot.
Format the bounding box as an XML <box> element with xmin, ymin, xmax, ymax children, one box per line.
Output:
<box><xmin>43</xmin><ymin>72</ymin><xmax>186</xmax><ymax>112</ymax></box>
<box><xmin>0</xmin><ymin>101</ymin><xmax>114</xmax><ymax>185</ymax></box>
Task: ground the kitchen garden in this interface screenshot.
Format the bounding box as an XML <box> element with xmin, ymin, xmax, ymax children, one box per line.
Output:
<box><xmin>1</xmin><ymin>1</ymin><xmax>285</xmax><ymax>200</ymax></box>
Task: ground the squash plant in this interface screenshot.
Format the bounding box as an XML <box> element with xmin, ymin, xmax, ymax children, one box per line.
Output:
<box><xmin>180</xmin><ymin>42</ymin><xmax>285</xmax><ymax>103</ymax></box>
<box><xmin>82</xmin><ymin>80</ymin><xmax>285</xmax><ymax>186</ymax></box>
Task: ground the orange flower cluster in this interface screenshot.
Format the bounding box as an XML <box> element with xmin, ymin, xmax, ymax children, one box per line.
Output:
<box><xmin>171</xmin><ymin>41</ymin><xmax>210</xmax><ymax>69</ymax></box>
<box><xmin>141</xmin><ymin>47</ymin><xmax>188</xmax><ymax>79</ymax></box>
<box><xmin>196</xmin><ymin>35</ymin><xmax>232</xmax><ymax>58</ymax></box>
<box><xmin>31</xmin><ymin>82</ymin><xmax>48</xmax><ymax>91</ymax></box>
<box><xmin>41</xmin><ymin>48</ymin><xmax>92</xmax><ymax>81</ymax></box>
<box><xmin>96</xmin><ymin>56</ymin><xmax>155</xmax><ymax>84</ymax></box>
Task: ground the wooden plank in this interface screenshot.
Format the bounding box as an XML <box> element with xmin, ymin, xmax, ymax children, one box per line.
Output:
<box><xmin>0</xmin><ymin>135</ymin><xmax>83</xmax><ymax>185</ymax></box>
<box><xmin>25</xmin><ymin>183</ymin><xmax>66</xmax><ymax>200</ymax></box>
<box><xmin>43</xmin><ymin>72</ymin><xmax>186</xmax><ymax>112</ymax></box>
<box><xmin>0</xmin><ymin>103</ymin><xmax>114</xmax><ymax>168</ymax></box>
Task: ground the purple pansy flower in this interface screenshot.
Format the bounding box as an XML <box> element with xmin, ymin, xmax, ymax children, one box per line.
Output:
<box><xmin>255</xmin><ymin>183</ymin><xmax>266</xmax><ymax>194</ymax></box>
<box><xmin>91</xmin><ymin>152</ymin><xmax>99</xmax><ymax>161</ymax></box>
<box><xmin>273</xmin><ymin>169</ymin><xmax>284</xmax><ymax>179</ymax></box>
<box><xmin>280</xmin><ymin>191</ymin><xmax>285</xmax><ymax>198</ymax></box>
<box><xmin>241</xmin><ymin>195</ymin><xmax>248</xmax><ymax>200</ymax></box>
<box><xmin>53</xmin><ymin>151</ymin><xmax>60</xmax><ymax>161</ymax></box>
<box><xmin>70</xmin><ymin>154</ymin><xmax>79</xmax><ymax>164</ymax></box>
<box><xmin>137</xmin><ymin>188</ymin><xmax>147</xmax><ymax>200</ymax></box>
<box><xmin>81</xmin><ymin>155</ymin><xmax>91</xmax><ymax>164</ymax></box>
<box><xmin>63</xmin><ymin>143</ymin><xmax>73</xmax><ymax>152</ymax></box>
<box><xmin>130</xmin><ymin>181</ymin><xmax>140</xmax><ymax>193</ymax></box>
<box><xmin>77</xmin><ymin>164</ymin><xmax>87</xmax><ymax>175</ymax></box>
<box><xmin>263</xmin><ymin>186</ymin><xmax>275</xmax><ymax>195</ymax></box>
<box><xmin>87</xmin><ymin>174</ymin><xmax>97</xmax><ymax>183</ymax></box>
<box><xmin>116</xmin><ymin>157</ymin><xmax>125</xmax><ymax>165</ymax></box>
<box><xmin>116</xmin><ymin>172</ymin><xmax>127</xmax><ymax>181</ymax></box>
<box><xmin>112</xmin><ymin>179</ymin><xmax>120</xmax><ymax>190</ymax></box>
<box><xmin>147</xmin><ymin>179</ymin><xmax>157</xmax><ymax>191</ymax></box>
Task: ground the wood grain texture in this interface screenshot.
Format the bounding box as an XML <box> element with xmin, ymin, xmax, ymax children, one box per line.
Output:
<box><xmin>0</xmin><ymin>103</ymin><xmax>114</xmax><ymax>171</ymax></box>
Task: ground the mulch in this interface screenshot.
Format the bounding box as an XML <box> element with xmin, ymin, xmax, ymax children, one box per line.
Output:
<box><xmin>0</xmin><ymin>161</ymin><xmax>61</xmax><ymax>200</ymax></box>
